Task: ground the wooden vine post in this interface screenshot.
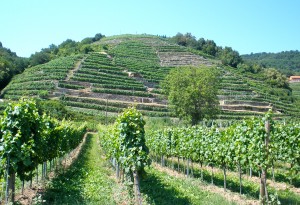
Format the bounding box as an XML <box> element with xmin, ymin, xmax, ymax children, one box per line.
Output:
<box><xmin>260</xmin><ymin>119</ymin><xmax>270</xmax><ymax>204</ymax></box>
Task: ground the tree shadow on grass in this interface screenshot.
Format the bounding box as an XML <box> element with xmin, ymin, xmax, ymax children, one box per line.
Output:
<box><xmin>140</xmin><ymin>169</ymin><xmax>191</xmax><ymax>205</ymax></box>
<box><xmin>36</xmin><ymin>134</ymin><xmax>93</xmax><ymax>205</ymax></box>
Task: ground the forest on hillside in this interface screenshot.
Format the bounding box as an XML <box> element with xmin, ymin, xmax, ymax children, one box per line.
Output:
<box><xmin>242</xmin><ymin>51</ymin><xmax>300</xmax><ymax>76</ymax></box>
<box><xmin>0</xmin><ymin>42</ymin><xmax>28</xmax><ymax>90</ymax></box>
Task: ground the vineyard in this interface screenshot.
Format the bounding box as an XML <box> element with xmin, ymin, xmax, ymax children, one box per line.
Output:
<box><xmin>0</xmin><ymin>34</ymin><xmax>300</xmax><ymax>204</ymax></box>
<box><xmin>0</xmin><ymin>103</ymin><xmax>299</xmax><ymax>204</ymax></box>
<box><xmin>99</xmin><ymin>110</ymin><xmax>300</xmax><ymax>204</ymax></box>
<box><xmin>0</xmin><ymin>99</ymin><xmax>87</xmax><ymax>204</ymax></box>
<box><xmin>1</xmin><ymin>35</ymin><xmax>299</xmax><ymax>120</ymax></box>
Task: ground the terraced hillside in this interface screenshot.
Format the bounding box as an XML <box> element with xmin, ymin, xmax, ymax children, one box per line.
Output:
<box><xmin>290</xmin><ymin>82</ymin><xmax>300</xmax><ymax>98</ymax></box>
<box><xmin>1</xmin><ymin>34</ymin><xmax>299</xmax><ymax>120</ymax></box>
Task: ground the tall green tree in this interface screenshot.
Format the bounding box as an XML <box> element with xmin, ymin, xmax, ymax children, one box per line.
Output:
<box><xmin>220</xmin><ymin>46</ymin><xmax>243</xmax><ymax>67</ymax></box>
<box><xmin>264</xmin><ymin>68</ymin><xmax>289</xmax><ymax>89</ymax></box>
<box><xmin>162</xmin><ymin>66</ymin><xmax>220</xmax><ymax>125</ymax></box>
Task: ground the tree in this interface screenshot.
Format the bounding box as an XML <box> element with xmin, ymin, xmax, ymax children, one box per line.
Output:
<box><xmin>92</xmin><ymin>33</ymin><xmax>105</xmax><ymax>42</ymax></box>
<box><xmin>264</xmin><ymin>68</ymin><xmax>289</xmax><ymax>89</ymax></box>
<box><xmin>30</xmin><ymin>51</ymin><xmax>51</xmax><ymax>66</ymax></box>
<box><xmin>162</xmin><ymin>66</ymin><xmax>220</xmax><ymax>125</ymax></box>
<box><xmin>202</xmin><ymin>39</ymin><xmax>218</xmax><ymax>56</ymax></box>
<box><xmin>220</xmin><ymin>47</ymin><xmax>243</xmax><ymax>67</ymax></box>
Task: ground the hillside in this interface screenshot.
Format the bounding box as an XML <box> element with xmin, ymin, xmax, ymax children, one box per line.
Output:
<box><xmin>1</xmin><ymin>34</ymin><xmax>299</xmax><ymax>120</ymax></box>
<box><xmin>242</xmin><ymin>50</ymin><xmax>300</xmax><ymax>75</ymax></box>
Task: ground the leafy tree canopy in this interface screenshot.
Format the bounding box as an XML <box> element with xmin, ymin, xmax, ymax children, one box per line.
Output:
<box><xmin>220</xmin><ymin>46</ymin><xmax>243</xmax><ymax>68</ymax></box>
<box><xmin>29</xmin><ymin>33</ymin><xmax>105</xmax><ymax>66</ymax></box>
<box><xmin>162</xmin><ymin>66</ymin><xmax>220</xmax><ymax>125</ymax></box>
<box><xmin>264</xmin><ymin>68</ymin><xmax>290</xmax><ymax>89</ymax></box>
<box><xmin>0</xmin><ymin>44</ymin><xmax>29</xmax><ymax>89</ymax></box>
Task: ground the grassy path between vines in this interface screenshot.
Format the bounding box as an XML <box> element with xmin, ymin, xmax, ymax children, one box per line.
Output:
<box><xmin>159</xmin><ymin>158</ymin><xmax>300</xmax><ymax>204</ymax></box>
<box><xmin>36</xmin><ymin>133</ymin><xmax>130</xmax><ymax>205</ymax></box>
<box><xmin>35</xmin><ymin>133</ymin><xmax>241</xmax><ymax>205</ymax></box>
<box><xmin>140</xmin><ymin>166</ymin><xmax>237</xmax><ymax>205</ymax></box>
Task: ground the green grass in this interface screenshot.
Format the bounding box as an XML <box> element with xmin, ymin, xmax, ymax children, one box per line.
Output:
<box><xmin>33</xmin><ymin>131</ymin><xmax>240</xmax><ymax>205</ymax></box>
<box><xmin>141</xmin><ymin>167</ymin><xmax>236</xmax><ymax>205</ymax></box>
<box><xmin>36</xmin><ymin>133</ymin><xmax>130</xmax><ymax>205</ymax></box>
<box><xmin>156</xmin><ymin>158</ymin><xmax>300</xmax><ymax>205</ymax></box>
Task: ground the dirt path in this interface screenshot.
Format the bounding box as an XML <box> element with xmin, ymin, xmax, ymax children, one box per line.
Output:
<box><xmin>65</xmin><ymin>57</ymin><xmax>87</xmax><ymax>81</ymax></box>
<box><xmin>153</xmin><ymin>163</ymin><xmax>259</xmax><ymax>205</ymax></box>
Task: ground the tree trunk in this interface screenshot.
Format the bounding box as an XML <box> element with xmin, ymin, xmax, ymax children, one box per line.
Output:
<box><xmin>186</xmin><ymin>158</ymin><xmax>190</xmax><ymax>177</ymax></box>
<box><xmin>211</xmin><ymin>164</ymin><xmax>214</xmax><ymax>185</ymax></box>
<box><xmin>272</xmin><ymin>163</ymin><xmax>275</xmax><ymax>182</ymax></box>
<box><xmin>260</xmin><ymin>169</ymin><xmax>267</xmax><ymax>204</ymax></box>
<box><xmin>260</xmin><ymin>120</ymin><xmax>270</xmax><ymax>204</ymax></box>
<box><xmin>177</xmin><ymin>157</ymin><xmax>180</xmax><ymax>172</ymax></box>
<box><xmin>121</xmin><ymin>167</ymin><xmax>125</xmax><ymax>183</ymax></box>
<box><xmin>22</xmin><ymin>180</ymin><xmax>25</xmax><ymax>195</ymax></box>
<box><xmin>191</xmin><ymin>160</ymin><xmax>194</xmax><ymax>177</ymax></box>
<box><xmin>133</xmin><ymin>171</ymin><xmax>142</xmax><ymax>205</ymax></box>
<box><xmin>290</xmin><ymin>164</ymin><xmax>293</xmax><ymax>185</ymax></box>
<box><xmin>200</xmin><ymin>162</ymin><xmax>203</xmax><ymax>181</ymax></box>
<box><xmin>36</xmin><ymin>166</ymin><xmax>39</xmax><ymax>183</ymax></box>
<box><xmin>223</xmin><ymin>165</ymin><xmax>227</xmax><ymax>192</ymax></box>
<box><xmin>171</xmin><ymin>157</ymin><xmax>174</xmax><ymax>171</ymax></box>
<box><xmin>9</xmin><ymin>172</ymin><xmax>16</xmax><ymax>203</ymax></box>
<box><xmin>183</xmin><ymin>158</ymin><xmax>186</xmax><ymax>174</ymax></box>
<box><xmin>116</xmin><ymin>162</ymin><xmax>120</xmax><ymax>179</ymax></box>
<box><xmin>238</xmin><ymin>163</ymin><xmax>242</xmax><ymax>195</ymax></box>
<box><xmin>5</xmin><ymin>157</ymin><xmax>10</xmax><ymax>204</ymax></box>
<box><xmin>45</xmin><ymin>161</ymin><xmax>47</xmax><ymax>178</ymax></box>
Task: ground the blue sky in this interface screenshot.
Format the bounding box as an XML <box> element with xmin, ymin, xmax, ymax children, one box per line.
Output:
<box><xmin>1</xmin><ymin>0</ymin><xmax>299</xmax><ymax>57</ymax></box>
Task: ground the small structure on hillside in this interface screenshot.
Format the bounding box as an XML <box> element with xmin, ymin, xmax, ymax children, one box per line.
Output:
<box><xmin>289</xmin><ymin>76</ymin><xmax>300</xmax><ymax>82</ymax></box>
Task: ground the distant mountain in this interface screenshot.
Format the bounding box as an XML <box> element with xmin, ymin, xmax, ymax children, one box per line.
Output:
<box><xmin>242</xmin><ymin>51</ymin><xmax>300</xmax><ymax>76</ymax></box>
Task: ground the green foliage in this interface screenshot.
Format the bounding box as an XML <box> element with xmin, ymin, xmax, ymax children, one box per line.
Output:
<box><xmin>263</xmin><ymin>68</ymin><xmax>290</xmax><ymax>89</ymax></box>
<box><xmin>36</xmin><ymin>99</ymin><xmax>72</xmax><ymax>120</ymax></box>
<box><xmin>28</xmin><ymin>33</ymin><xmax>105</xmax><ymax>67</ymax></box>
<box><xmin>171</xmin><ymin>33</ymin><xmax>219</xmax><ymax>57</ymax></box>
<box><xmin>100</xmin><ymin>107</ymin><xmax>150</xmax><ymax>177</ymax></box>
<box><xmin>39</xmin><ymin>133</ymin><xmax>130</xmax><ymax>204</ymax></box>
<box><xmin>0</xmin><ymin>43</ymin><xmax>29</xmax><ymax>89</ymax></box>
<box><xmin>237</xmin><ymin>63</ymin><xmax>262</xmax><ymax>74</ymax></box>
<box><xmin>162</xmin><ymin>66</ymin><xmax>220</xmax><ymax>125</ymax></box>
<box><xmin>219</xmin><ymin>47</ymin><xmax>243</xmax><ymax>68</ymax></box>
<box><xmin>146</xmin><ymin>111</ymin><xmax>300</xmax><ymax>183</ymax></box>
<box><xmin>114</xmin><ymin>107</ymin><xmax>150</xmax><ymax>173</ymax></box>
<box><xmin>2</xmin><ymin>55</ymin><xmax>82</xmax><ymax>99</ymax></box>
<box><xmin>242</xmin><ymin>50</ymin><xmax>300</xmax><ymax>75</ymax></box>
<box><xmin>0</xmin><ymin>98</ymin><xmax>87</xmax><ymax>181</ymax></box>
<box><xmin>0</xmin><ymin>98</ymin><xmax>42</xmax><ymax>180</ymax></box>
